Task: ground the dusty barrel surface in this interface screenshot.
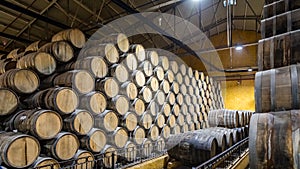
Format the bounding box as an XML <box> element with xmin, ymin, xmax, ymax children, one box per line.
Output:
<box><xmin>79</xmin><ymin>91</ymin><xmax>107</xmax><ymax>114</ymax></box>
<box><xmin>94</xmin><ymin>110</ymin><xmax>119</xmax><ymax>132</ymax></box>
<box><xmin>108</xmin><ymin>127</ymin><xmax>129</xmax><ymax>148</ymax></box>
<box><xmin>30</xmin><ymin>156</ymin><xmax>60</xmax><ymax>169</ymax></box>
<box><xmin>52</xmin><ymin>28</ymin><xmax>86</xmax><ymax>48</ymax></box>
<box><xmin>80</xmin><ymin>128</ymin><xmax>107</xmax><ymax>153</ymax></box>
<box><xmin>63</xmin><ymin>109</ymin><xmax>94</xmax><ymax>135</ymax></box>
<box><xmin>72</xmin><ymin>149</ymin><xmax>95</xmax><ymax>169</ymax></box>
<box><xmin>0</xmin><ymin>88</ymin><xmax>18</xmax><ymax>116</ymax></box>
<box><xmin>39</xmin><ymin>41</ymin><xmax>74</xmax><ymax>63</ymax></box>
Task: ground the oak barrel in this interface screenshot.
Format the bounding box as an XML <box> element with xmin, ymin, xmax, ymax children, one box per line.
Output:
<box><xmin>0</xmin><ymin>59</ymin><xmax>16</xmax><ymax>74</ymax></box>
<box><xmin>132</xmin><ymin>126</ymin><xmax>146</xmax><ymax>145</ymax></box>
<box><xmin>100</xmin><ymin>33</ymin><xmax>129</xmax><ymax>53</ymax></box>
<box><xmin>148</xmin><ymin>124</ymin><xmax>160</xmax><ymax>141</ymax></box>
<box><xmin>39</xmin><ymin>41</ymin><xmax>74</xmax><ymax>62</ymax></box>
<box><xmin>101</xmin><ymin>145</ymin><xmax>117</xmax><ymax>168</ymax></box>
<box><xmin>83</xmin><ymin>44</ymin><xmax>119</xmax><ymax>65</ymax></box>
<box><xmin>120</xmin><ymin>112</ymin><xmax>138</xmax><ymax>132</ymax></box>
<box><xmin>25</xmin><ymin>40</ymin><xmax>47</xmax><ymax>52</ymax></box>
<box><xmin>52</xmin><ymin>28</ymin><xmax>86</xmax><ymax>48</ymax></box>
<box><xmin>131</xmin><ymin>98</ymin><xmax>145</xmax><ymax>116</ymax></box>
<box><xmin>139</xmin><ymin>112</ymin><xmax>153</xmax><ymax>130</ymax></box>
<box><xmin>0</xmin><ymin>88</ymin><xmax>18</xmax><ymax>116</ymax></box>
<box><xmin>155</xmin><ymin>137</ymin><xmax>166</xmax><ymax>153</ymax></box>
<box><xmin>161</xmin><ymin>125</ymin><xmax>171</xmax><ymax>139</ymax></box>
<box><xmin>80</xmin><ymin>128</ymin><xmax>107</xmax><ymax>153</ymax></box>
<box><xmin>107</xmin><ymin>95</ymin><xmax>129</xmax><ymax>116</ymax></box>
<box><xmin>139</xmin><ymin>60</ymin><xmax>153</xmax><ymax>77</ymax></box>
<box><xmin>73</xmin><ymin>150</ymin><xmax>95</xmax><ymax>169</ymax></box>
<box><xmin>146</xmin><ymin>51</ymin><xmax>159</xmax><ymax>66</ymax></box>
<box><xmin>73</xmin><ymin>56</ymin><xmax>108</xmax><ymax>78</ymax></box>
<box><xmin>63</xmin><ymin>109</ymin><xmax>94</xmax><ymax>135</ymax></box>
<box><xmin>140</xmin><ymin>138</ymin><xmax>153</xmax><ymax>158</ymax></box>
<box><xmin>108</xmin><ymin>127</ymin><xmax>128</xmax><ymax>148</ymax></box>
<box><xmin>30</xmin><ymin>156</ymin><xmax>60</xmax><ymax>169</ymax></box>
<box><xmin>129</xmin><ymin>44</ymin><xmax>145</xmax><ymax>63</ymax></box>
<box><xmin>155</xmin><ymin>90</ymin><xmax>166</xmax><ymax>106</ymax></box>
<box><xmin>122</xmin><ymin>141</ymin><xmax>137</xmax><ymax>162</ymax></box>
<box><xmin>120</xmin><ymin>82</ymin><xmax>138</xmax><ymax>100</ymax></box>
<box><xmin>96</xmin><ymin>77</ymin><xmax>119</xmax><ymax>98</ymax></box>
<box><xmin>109</xmin><ymin>64</ymin><xmax>129</xmax><ymax>83</ymax></box>
<box><xmin>146</xmin><ymin>76</ymin><xmax>159</xmax><ymax>92</ymax></box>
<box><xmin>132</xmin><ymin>70</ymin><xmax>146</xmax><ymax>88</ymax></box>
<box><xmin>155</xmin><ymin>113</ymin><xmax>166</xmax><ymax>129</ymax></box>
<box><xmin>160</xmin><ymin>56</ymin><xmax>169</xmax><ymax>71</ymax></box>
<box><xmin>154</xmin><ymin>66</ymin><xmax>164</xmax><ymax>81</ymax></box>
<box><xmin>147</xmin><ymin>101</ymin><xmax>158</xmax><ymax>117</ymax></box>
<box><xmin>120</xmin><ymin>53</ymin><xmax>137</xmax><ymax>72</ymax></box>
<box><xmin>139</xmin><ymin>86</ymin><xmax>152</xmax><ymax>103</ymax></box>
<box><xmin>79</xmin><ymin>91</ymin><xmax>107</xmax><ymax>114</ymax></box>
<box><xmin>94</xmin><ymin>110</ymin><xmax>118</xmax><ymax>132</ymax></box>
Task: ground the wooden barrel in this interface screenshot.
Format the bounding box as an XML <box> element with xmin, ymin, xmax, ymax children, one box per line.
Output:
<box><xmin>94</xmin><ymin>110</ymin><xmax>118</xmax><ymax>132</ymax></box>
<box><xmin>165</xmin><ymin>70</ymin><xmax>175</xmax><ymax>83</ymax></box>
<box><xmin>147</xmin><ymin>101</ymin><xmax>158</xmax><ymax>117</ymax></box>
<box><xmin>148</xmin><ymin>125</ymin><xmax>160</xmax><ymax>141</ymax></box>
<box><xmin>172</xmin><ymin>104</ymin><xmax>180</xmax><ymax>117</ymax></box>
<box><xmin>177</xmin><ymin>113</ymin><xmax>185</xmax><ymax>126</ymax></box>
<box><xmin>185</xmin><ymin>95</ymin><xmax>191</xmax><ymax>106</ymax></box>
<box><xmin>154</xmin><ymin>66</ymin><xmax>164</xmax><ymax>81</ymax></box>
<box><xmin>0</xmin><ymin>88</ymin><xmax>18</xmax><ymax>116</ymax></box>
<box><xmin>141</xmin><ymin>138</ymin><xmax>153</xmax><ymax>158</ymax></box>
<box><xmin>194</xmin><ymin>71</ymin><xmax>199</xmax><ymax>80</ymax></box>
<box><xmin>171</xmin><ymin>125</ymin><xmax>181</xmax><ymax>135</ymax></box>
<box><xmin>52</xmin><ymin>28</ymin><xmax>85</xmax><ymax>48</ymax></box>
<box><xmin>139</xmin><ymin>60</ymin><xmax>153</xmax><ymax>77</ymax></box>
<box><xmin>167</xmin><ymin>114</ymin><xmax>176</xmax><ymax>128</ymax></box>
<box><xmin>73</xmin><ymin>150</ymin><xmax>95</xmax><ymax>169</ymax></box>
<box><xmin>139</xmin><ymin>112</ymin><xmax>153</xmax><ymax>130</ymax></box>
<box><xmin>195</xmin><ymin>122</ymin><xmax>201</xmax><ymax>130</ymax></box>
<box><xmin>132</xmin><ymin>126</ymin><xmax>146</xmax><ymax>145</ymax></box>
<box><xmin>155</xmin><ymin>113</ymin><xmax>166</xmax><ymax>129</ymax></box>
<box><xmin>160</xmin><ymin>80</ymin><xmax>170</xmax><ymax>94</ymax></box>
<box><xmin>238</xmin><ymin>111</ymin><xmax>245</xmax><ymax>127</ymax></box>
<box><xmin>0</xmin><ymin>59</ymin><xmax>16</xmax><ymax>74</ymax></box>
<box><xmin>208</xmin><ymin>109</ymin><xmax>239</xmax><ymax>128</ymax></box>
<box><xmin>161</xmin><ymin>103</ymin><xmax>171</xmax><ymax>117</ymax></box>
<box><xmin>249</xmin><ymin>111</ymin><xmax>300</xmax><ymax>169</ymax></box>
<box><xmin>101</xmin><ymin>145</ymin><xmax>117</xmax><ymax>168</ymax></box>
<box><xmin>0</xmin><ymin>69</ymin><xmax>39</xmax><ymax>94</ymax></box>
<box><xmin>83</xmin><ymin>43</ymin><xmax>119</xmax><ymax>65</ymax></box>
<box><xmin>188</xmin><ymin>123</ymin><xmax>195</xmax><ymax>131</ymax></box>
<box><xmin>80</xmin><ymin>128</ymin><xmax>107</xmax><ymax>153</ymax></box>
<box><xmin>42</xmin><ymin>132</ymin><xmax>79</xmax><ymax>161</ymax></box>
<box><xmin>129</xmin><ymin>44</ymin><xmax>145</xmax><ymax>63</ymax></box>
<box><xmin>181</xmin><ymin>104</ymin><xmax>188</xmax><ymax>115</ymax></box>
<box><xmin>166</xmin><ymin>132</ymin><xmax>218</xmax><ymax>166</ymax></box>
<box><xmin>0</xmin><ymin>132</ymin><xmax>40</xmax><ymax>168</ymax></box>
<box><xmin>255</xmin><ymin>65</ymin><xmax>300</xmax><ymax>113</ymax></box>
<box><xmin>30</xmin><ymin>156</ymin><xmax>60</xmax><ymax>169</ymax></box>
<box><xmin>109</xmin><ymin>64</ymin><xmax>129</xmax><ymax>83</ymax></box>
<box><xmin>96</xmin><ymin>77</ymin><xmax>119</xmax><ymax>98</ymax></box>
<box><xmin>154</xmin><ymin>137</ymin><xmax>166</xmax><ymax>153</ymax></box>
<box><xmin>6</xmin><ymin>48</ymin><xmax>21</xmax><ymax>60</ymax></box>
<box><xmin>187</xmin><ymin>67</ymin><xmax>193</xmax><ymax>78</ymax></box>
<box><xmin>179</xmin><ymin>64</ymin><xmax>187</xmax><ymax>75</ymax></box>
<box><xmin>184</xmin><ymin>76</ymin><xmax>190</xmax><ymax>86</ymax></box>
<box><xmin>29</xmin><ymin>87</ymin><xmax>79</xmax><ymax>115</ymax></box>
<box><xmin>39</xmin><ymin>41</ymin><xmax>74</xmax><ymax>62</ymax></box>
<box><xmin>161</xmin><ymin>124</ymin><xmax>171</xmax><ymax>139</ymax></box>
<box><xmin>8</xmin><ymin>109</ymin><xmax>62</xmax><ymax>140</ymax></box>
<box><xmin>139</xmin><ymin>86</ymin><xmax>152</xmax><ymax>103</ymax></box>
<box><xmin>188</xmin><ymin>85</ymin><xmax>194</xmax><ymax>95</ymax></box>
<box><xmin>160</xmin><ymin>56</ymin><xmax>169</xmax><ymax>71</ymax></box>
<box><xmin>107</xmin><ymin>95</ymin><xmax>129</xmax><ymax>116</ymax></box>
<box><xmin>197</xmin><ymin>129</ymin><xmax>227</xmax><ymax>153</ymax></box>
<box><xmin>120</xmin><ymin>82</ymin><xmax>138</xmax><ymax>100</ymax></box>
<box><xmin>181</xmin><ymin>124</ymin><xmax>189</xmax><ymax>133</ymax></box>
<box><xmin>132</xmin><ymin>70</ymin><xmax>146</xmax><ymax>88</ymax></box>
<box><xmin>176</xmin><ymin>73</ymin><xmax>183</xmax><ymax>84</ymax></box>
<box><xmin>176</xmin><ymin>93</ymin><xmax>184</xmax><ymax>105</ymax></box>
<box><xmin>63</xmin><ymin>109</ymin><xmax>94</xmax><ymax>135</ymax></box>
<box><xmin>73</xmin><ymin>56</ymin><xmax>108</xmax><ymax>78</ymax></box>
<box><xmin>146</xmin><ymin>76</ymin><xmax>159</xmax><ymax>92</ymax></box>
<box><xmin>120</xmin><ymin>53</ymin><xmax>137</xmax><ymax>72</ymax></box>
<box><xmin>154</xmin><ymin>90</ymin><xmax>165</xmax><ymax>106</ymax></box>
<box><xmin>131</xmin><ymin>98</ymin><xmax>145</xmax><ymax>116</ymax></box>
<box><xmin>80</xmin><ymin>91</ymin><xmax>107</xmax><ymax>114</ymax></box>
<box><xmin>120</xmin><ymin>112</ymin><xmax>138</xmax><ymax>132</ymax></box>
<box><xmin>25</xmin><ymin>40</ymin><xmax>47</xmax><ymax>52</ymax></box>
<box><xmin>54</xmin><ymin>70</ymin><xmax>94</xmax><ymax>94</ymax></box>
<box><xmin>108</xmin><ymin>127</ymin><xmax>128</xmax><ymax>148</ymax></box>
<box><xmin>100</xmin><ymin>33</ymin><xmax>129</xmax><ymax>53</ymax></box>
<box><xmin>180</xmin><ymin>84</ymin><xmax>187</xmax><ymax>95</ymax></box>
<box><xmin>122</xmin><ymin>141</ymin><xmax>137</xmax><ymax>162</ymax></box>
<box><xmin>146</xmin><ymin>51</ymin><xmax>159</xmax><ymax>66</ymax></box>
<box><xmin>171</xmin><ymin>81</ymin><xmax>180</xmax><ymax>94</ymax></box>
<box><xmin>170</xmin><ymin>61</ymin><xmax>179</xmax><ymax>74</ymax></box>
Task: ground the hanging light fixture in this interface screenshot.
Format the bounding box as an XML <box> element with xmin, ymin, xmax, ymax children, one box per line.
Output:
<box><xmin>223</xmin><ymin>0</ymin><xmax>237</xmax><ymax>7</ymax></box>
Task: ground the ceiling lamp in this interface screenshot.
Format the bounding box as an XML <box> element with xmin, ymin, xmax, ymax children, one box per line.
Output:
<box><xmin>235</xmin><ymin>45</ymin><xmax>243</xmax><ymax>50</ymax></box>
<box><xmin>223</xmin><ymin>0</ymin><xmax>237</xmax><ymax>7</ymax></box>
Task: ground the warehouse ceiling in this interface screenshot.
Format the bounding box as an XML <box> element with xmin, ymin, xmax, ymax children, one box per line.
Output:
<box><xmin>0</xmin><ymin>0</ymin><xmax>264</xmax><ymax>77</ymax></box>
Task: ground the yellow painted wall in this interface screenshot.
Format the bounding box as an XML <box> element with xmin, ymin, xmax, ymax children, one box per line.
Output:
<box><xmin>221</xmin><ymin>80</ymin><xmax>255</xmax><ymax>111</ymax></box>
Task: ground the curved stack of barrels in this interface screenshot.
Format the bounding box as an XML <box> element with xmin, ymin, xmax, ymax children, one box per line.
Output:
<box><xmin>0</xmin><ymin>28</ymin><xmax>225</xmax><ymax>168</ymax></box>
<box><xmin>251</xmin><ymin>1</ymin><xmax>300</xmax><ymax>169</ymax></box>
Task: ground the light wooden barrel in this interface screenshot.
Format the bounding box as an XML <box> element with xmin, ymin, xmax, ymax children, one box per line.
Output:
<box><xmin>0</xmin><ymin>132</ymin><xmax>40</xmax><ymax>168</ymax></box>
<box><xmin>180</xmin><ymin>84</ymin><xmax>187</xmax><ymax>95</ymax></box>
<box><xmin>139</xmin><ymin>112</ymin><xmax>153</xmax><ymax>130</ymax></box>
<box><xmin>171</xmin><ymin>82</ymin><xmax>180</xmax><ymax>94</ymax></box>
<box><xmin>73</xmin><ymin>56</ymin><xmax>108</xmax><ymax>78</ymax></box>
<box><xmin>176</xmin><ymin>73</ymin><xmax>183</xmax><ymax>84</ymax></box>
<box><xmin>161</xmin><ymin>103</ymin><xmax>171</xmax><ymax>117</ymax></box>
<box><xmin>94</xmin><ymin>110</ymin><xmax>118</xmax><ymax>132</ymax></box>
<box><xmin>96</xmin><ymin>77</ymin><xmax>119</xmax><ymax>98</ymax></box>
<box><xmin>188</xmin><ymin>123</ymin><xmax>195</xmax><ymax>131</ymax></box>
<box><xmin>208</xmin><ymin>109</ymin><xmax>239</xmax><ymax>128</ymax></box>
<box><xmin>172</xmin><ymin>104</ymin><xmax>180</xmax><ymax>117</ymax></box>
<box><xmin>107</xmin><ymin>95</ymin><xmax>129</xmax><ymax>116</ymax></box>
<box><xmin>146</xmin><ymin>76</ymin><xmax>159</xmax><ymax>92</ymax></box>
<box><xmin>147</xmin><ymin>101</ymin><xmax>158</xmax><ymax>117</ymax></box>
<box><xmin>179</xmin><ymin>64</ymin><xmax>187</xmax><ymax>75</ymax></box>
<box><xmin>120</xmin><ymin>53</ymin><xmax>138</xmax><ymax>71</ymax></box>
<box><xmin>139</xmin><ymin>86</ymin><xmax>152</xmax><ymax>103</ymax></box>
<box><xmin>132</xmin><ymin>126</ymin><xmax>146</xmax><ymax>145</ymax></box>
<box><xmin>63</xmin><ymin>109</ymin><xmax>94</xmax><ymax>135</ymax></box>
<box><xmin>73</xmin><ymin>150</ymin><xmax>95</xmax><ymax>169</ymax></box>
<box><xmin>213</xmin><ymin>128</ymin><xmax>234</xmax><ymax>147</ymax></box>
<box><xmin>160</xmin><ymin>56</ymin><xmax>170</xmax><ymax>71</ymax></box>
<box><xmin>101</xmin><ymin>145</ymin><xmax>117</xmax><ymax>168</ymax></box>
<box><xmin>165</xmin><ymin>70</ymin><xmax>175</xmax><ymax>83</ymax></box>
<box><xmin>160</xmin><ymin>80</ymin><xmax>170</xmax><ymax>94</ymax></box>
<box><xmin>181</xmin><ymin>124</ymin><xmax>189</xmax><ymax>133</ymax></box>
<box><xmin>167</xmin><ymin>114</ymin><xmax>176</xmax><ymax>128</ymax></box>
<box><xmin>146</xmin><ymin>51</ymin><xmax>159</xmax><ymax>66</ymax></box>
<box><xmin>255</xmin><ymin>65</ymin><xmax>300</xmax><ymax>113</ymax></box>
<box><xmin>80</xmin><ymin>128</ymin><xmax>107</xmax><ymax>153</ymax></box>
<box><xmin>122</xmin><ymin>141</ymin><xmax>137</xmax><ymax>162</ymax></box>
<box><xmin>25</xmin><ymin>40</ymin><xmax>47</xmax><ymax>52</ymax></box>
<box><xmin>120</xmin><ymin>82</ymin><xmax>138</xmax><ymax>100</ymax></box>
<box><xmin>132</xmin><ymin>70</ymin><xmax>146</xmax><ymax>87</ymax></box>
<box><xmin>29</xmin><ymin>87</ymin><xmax>79</xmax><ymax>115</ymax></box>
<box><xmin>108</xmin><ymin>127</ymin><xmax>128</xmax><ymax>148</ymax></box>
<box><xmin>141</xmin><ymin>138</ymin><xmax>153</xmax><ymax>158</ymax></box>
<box><xmin>155</xmin><ymin>113</ymin><xmax>166</xmax><ymax>129</ymax></box>
<box><xmin>42</xmin><ymin>132</ymin><xmax>79</xmax><ymax>161</ymax></box>
<box><xmin>194</xmin><ymin>70</ymin><xmax>199</xmax><ymax>80</ymax></box>
<box><xmin>166</xmin><ymin>132</ymin><xmax>217</xmax><ymax>166</ymax></box>
<box><xmin>52</xmin><ymin>28</ymin><xmax>86</xmax><ymax>48</ymax></box>
<box><xmin>83</xmin><ymin>44</ymin><xmax>119</xmax><ymax>65</ymax></box>
<box><xmin>0</xmin><ymin>88</ymin><xmax>18</xmax><ymax>116</ymax></box>
<box><xmin>139</xmin><ymin>60</ymin><xmax>153</xmax><ymax>77</ymax></box>
<box><xmin>148</xmin><ymin>124</ymin><xmax>160</xmax><ymax>141</ymax></box>
<box><xmin>120</xmin><ymin>112</ymin><xmax>138</xmax><ymax>132</ymax></box>
<box><xmin>176</xmin><ymin>93</ymin><xmax>184</xmax><ymax>105</ymax></box>
<box><xmin>129</xmin><ymin>44</ymin><xmax>145</xmax><ymax>63</ymax></box>
<box><xmin>154</xmin><ymin>137</ymin><xmax>166</xmax><ymax>153</ymax></box>
<box><xmin>109</xmin><ymin>64</ymin><xmax>129</xmax><ymax>83</ymax></box>
<box><xmin>30</xmin><ymin>156</ymin><xmax>60</xmax><ymax>169</ymax></box>
<box><xmin>197</xmin><ymin>129</ymin><xmax>227</xmax><ymax>153</ymax></box>
<box><xmin>177</xmin><ymin>113</ymin><xmax>185</xmax><ymax>126</ymax></box>
<box><xmin>39</xmin><ymin>41</ymin><xmax>74</xmax><ymax>62</ymax></box>
<box><xmin>154</xmin><ymin>66</ymin><xmax>164</xmax><ymax>81</ymax></box>
<box><xmin>0</xmin><ymin>59</ymin><xmax>16</xmax><ymax>74</ymax></box>
<box><xmin>155</xmin><ymin>90</ymin><xmax>166</xmax><ymax>106</ymax></box>
<box><xmin>171</xmin><ymin>125</ymin><xmax>181</xmax><ymax>135</ymax></box>
<box><xmin>249</xmin><ymin>111</ymin><xmax>300</xmax><ymax>169</ymax></box>
<box><xmin>54</xmin><ymin>70</ymin><xmax>94</xmax><ymax>94</ymax></box>
<box><xmin>0</xmin><ymin>69</ymin><xmax>39</xmax><ymax>94</ymax></box>
<box><xmin>80</xmin><ymin>91</ymin><xmax>107</xmax><ymax>114</ymax></box>
<box><xmin>184</xmin><ymin>75</ymin><xmax>190</xmax><ymax>86</ymax></box>
<box><xmin>187</xmin><ymin>67</ymin><xmax>193</xmax><ymax>78</ymax></box>
<box><xmin>170</xmin><ymin>61</ymin><xmax>179</xmax><ymax>74</ymax></box>
<box><xmin>8</xmin><ymin>109</ymin><xmax>62</xmax><ymax>140</ymax></box>
<box><xmin>100</xmin><ymin>33</ymin><xmax>129</xmax><ymax>53</ymax></box>
<box><xmin>131</xmin><ymin>98</ymin><xmax>145</xmax><ymax>116</ymax></box>
<box><xmin>161</xmin><ymin>125</ymin><xmax>171</xmax><ymax>139</ymax></box>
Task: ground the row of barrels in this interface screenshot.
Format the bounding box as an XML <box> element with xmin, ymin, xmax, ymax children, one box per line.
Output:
<box><xmin>166</xmin><ymin>127</ymin><xmax>249</xmax><ymax>166</ymax></box>
<box><xmin>207</xmin><ymin>109</ymin><xmax>253</xmax><ymax>128</ymax></box>
<box><xmin>263</xmin><ymin>0</ymin><xmax>300</xmax><ymax>19</ymax></box>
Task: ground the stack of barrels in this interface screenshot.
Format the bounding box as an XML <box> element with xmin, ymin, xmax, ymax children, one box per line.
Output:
<box><xmin>251</xmin><ymin>1</ymin><xmax>300</xmax><ymax>168</ymax></box>
<box><xmin>0</xmin><ymin>28</ymin><xmax>225</xmax><ymax>168</ymax></box>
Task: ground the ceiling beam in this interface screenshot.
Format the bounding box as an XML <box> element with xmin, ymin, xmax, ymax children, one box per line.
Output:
<box><xmin>0</xmin><ymin>32</ymin><xmax>33</xmax><ymax>44</ymax></box>
<box><xmin>144</xmin><ymin>0</ymin><xmax>183</xmax><ymax>11</ymax></box>
<box><xmin>0</xmin><ymin>0</ymin><xmax>70</xmax><ymax>29</ymax></box>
